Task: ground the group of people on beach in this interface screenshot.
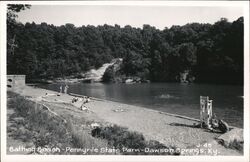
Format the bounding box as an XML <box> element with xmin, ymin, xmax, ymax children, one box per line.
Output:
<box><xmin>57</xmin><ymin>83</ymin><xmax>92</xmax><ymax>112</ymax></box>
<box><xmin>72</xmin><ymin>96</ymin><xmax>90</xmax><ymax>104</ymax></box>
<box><xmin>72</xmin><ymin>96</ymin><xmax>91</xmax><ymax>111</ymax></box>
<box><xmin>58</xmin><ymin>84</ymin><xmax>69</xmax><ymax>95</ymax></box>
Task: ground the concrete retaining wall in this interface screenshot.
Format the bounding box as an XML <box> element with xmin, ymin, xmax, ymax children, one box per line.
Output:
<box><xmin>7</xmin><ymin>75</ymin><xmax>26</xmax><ymax>90</ymax></box>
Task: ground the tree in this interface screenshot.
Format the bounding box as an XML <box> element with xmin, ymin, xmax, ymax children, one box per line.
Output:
<box><xmin>178</xmin><ymin>43</ymin><xmax>197</xmax><ymax>71</ymax></box>
<box><xmin>7</xmin><ymin>4</ymin><xmax>31</xmax><ymax>26</ymax></box>
<box><xmin>7</xmin><ymin>14</ymin><xmax>243</xmax><ymax>84</ymax></box>
<box><xmin>7</xmin><ymin>4</ymin><xmax>31</xmax><ymax>75</ymax></box>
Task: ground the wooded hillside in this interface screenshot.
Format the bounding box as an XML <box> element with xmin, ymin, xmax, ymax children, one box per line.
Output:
<box><xmin>7</xmin><ymin>5</ymin><xmax>243</xmax><ymax>84</ymax></box>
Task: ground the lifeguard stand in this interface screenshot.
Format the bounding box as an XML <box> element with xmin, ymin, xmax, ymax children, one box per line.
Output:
<box><xmin>200</xmin><ymin>96</ymin><xmax>213</xmax><ymax>129</ymax></box>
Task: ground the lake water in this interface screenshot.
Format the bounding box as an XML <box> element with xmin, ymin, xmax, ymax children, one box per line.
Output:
<box><xmin>39</xmin><ymin>83</ymin><xmax>243</xmax><ymax>128</ymax></box>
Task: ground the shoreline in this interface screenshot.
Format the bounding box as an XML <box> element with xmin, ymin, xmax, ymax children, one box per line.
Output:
<box><xmin>35</xmin><ymin>82</ymin><xmax>243</xmax><ymax>128</ymax></box>
<box><xmin>68</xmin><ymin>92</ymin><xmax>201</xmax><ymax>123</ymax></box>
<box><xmin>8</xmin><ymin>85</ymin><xmax>243</xmax><ymax>155</ymax></box>
<box><xmin>26</xmin><ymin>77</ymin><xmax>244</xmax><ymax>86</ymax></box>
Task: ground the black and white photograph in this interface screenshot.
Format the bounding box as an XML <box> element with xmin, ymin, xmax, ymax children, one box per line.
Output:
<box><xmin>0</xmin><ymin>1</ymin><xmax>249</xmax><ymax>162</ymax></box>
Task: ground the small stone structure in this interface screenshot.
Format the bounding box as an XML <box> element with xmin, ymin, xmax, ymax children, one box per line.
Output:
<box><xmin>200</xmin><ymin>96</ymin><xmax>213</xmax><ymax>129</ymax></box>
<box><xmin>7</xmin><ymin>75</ymin><xmax>26</xmax><ymax>90</ymax></box>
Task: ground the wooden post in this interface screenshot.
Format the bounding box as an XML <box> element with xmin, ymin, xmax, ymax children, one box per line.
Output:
<box><xmin>200</xmin><ymin>96</ymin><xmax>208</xmax><ymax>128</ymax></box>
<box><xmin>207</xmin><ymin>100</ymin><xmax>213</xmax><ymax>129</ymax></box>
<box><xmin>200</xmin><ymin>96</ymin><xmax>213</xmax><ymax>128</ymax></box>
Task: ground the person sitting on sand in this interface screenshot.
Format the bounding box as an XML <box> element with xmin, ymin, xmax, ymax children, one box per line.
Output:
<box><xmin>85</xmin><ymin>96</ymin><xmax>91</xmax><ymax>103</ymax></box>
<box><xmin>72</xmin><ymin>97</ymin><xmax>78</xmax><ymax>103</ymax></box>
<box><xmin>80</xmin><ymin>104</ymin><xmax>90</xmax><ymax>112</ymax></box>
<box><xmin>78</xmin><ymin>97</ymin><xmax>83</xmax><ymax>102</ymax></box>
<box><xmin>81</xmin><ymin>105</ymin><xmax>87</xmax><ymax>111</ymax></box>
<box><xmin>82</xmin><ymin>96</ymin><xmax>91</xmax><ymax>104</ymax></box>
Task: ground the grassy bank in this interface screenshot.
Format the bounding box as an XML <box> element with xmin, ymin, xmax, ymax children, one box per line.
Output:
<box><xmin>92</xmin><ymin>125</ymin><xmax>179</xmax><ymax>155</ymax></box>
<box><xmin>7</xmin><ymin>92</ymin><xmax>108</xmax><ymax>155</ymax></box>
<box><xmin>7</xmin><ymin>91</ymin><xmax>178</xmax><ymax>155</ymax></box>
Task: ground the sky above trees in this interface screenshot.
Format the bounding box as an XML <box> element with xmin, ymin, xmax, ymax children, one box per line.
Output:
<box><xmin>16</xmin><ymin>5</ymin><xmax>243</xmax><ymax>30</ymax></box>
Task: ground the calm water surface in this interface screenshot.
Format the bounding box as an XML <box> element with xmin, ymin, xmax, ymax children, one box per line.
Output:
<box><xmin>39</xmin><ymin>83</ymin><xmax>243</xmax><ymax>128</ymax></box>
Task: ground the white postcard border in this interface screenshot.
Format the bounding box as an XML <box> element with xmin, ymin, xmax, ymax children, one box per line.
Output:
<box><xmin>0</xmin><ymin>1</ymin><xmax>249</xmax><ymax>162</ymax></box>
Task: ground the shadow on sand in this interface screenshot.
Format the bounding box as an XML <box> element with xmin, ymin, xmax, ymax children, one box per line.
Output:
<box><xmin>169</xmin><ymin>122</ymin><xmax>201</xmax><ymax>128</ymax></box>
<box><xmin>169</xmin><ymin>122</ymin><xmax>230</xmax><ymax>134</ymax></box>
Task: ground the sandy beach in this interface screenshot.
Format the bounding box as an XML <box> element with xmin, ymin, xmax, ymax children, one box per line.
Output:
<box><xmin>8</xmin><ymin>85</ymin><xmax>243</xmax><ymax>155</ymax></box>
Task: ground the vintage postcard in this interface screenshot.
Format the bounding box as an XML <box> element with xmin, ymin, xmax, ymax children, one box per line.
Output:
<box><xmin>0</xmin><ymin>1</ymin><xmax>249</xmax><ymax>162</ymax></box>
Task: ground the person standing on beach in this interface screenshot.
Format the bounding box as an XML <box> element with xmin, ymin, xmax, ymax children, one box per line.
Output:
<box><xmin>58</xmin><ymin>85</ymin><xmax>63</xmax><ymax>96</ymax></box>
<box><xmin>64</xmin><ymin>84</ymin><xmax>69</xmax><ymax>94</ymax></box>
<box><xmin>60</xmin><ymin>85</ymin><xmax>62</xmax><ymax>93</ymax></box>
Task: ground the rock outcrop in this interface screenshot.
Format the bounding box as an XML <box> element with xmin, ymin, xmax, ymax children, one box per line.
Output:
<box><xmin>83</xmin><ymin>59</ymin><xmax>120</xmax><ymax>82</ymax></box>
<box><xmin>216</xmin><ymin>128</ymin><xmax>243</xmax><ymax>148</ymax></box>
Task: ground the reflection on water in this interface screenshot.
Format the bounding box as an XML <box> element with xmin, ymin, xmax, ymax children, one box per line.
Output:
<box><xmin>39</xmin><ymin>83</ymin><xmax>243</xmax><ymax>128</ymax></box>
<box><xmin>157</xmin><ymin>94</ymin><xmax>180</xmax><ymax>99</ymax></box>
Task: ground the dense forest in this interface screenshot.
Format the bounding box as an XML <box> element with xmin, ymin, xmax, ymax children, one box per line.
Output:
<box><xmin>7</xmin><ymin>5</ymin><xmax>244</xmax><ymax>84</ymax></box>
